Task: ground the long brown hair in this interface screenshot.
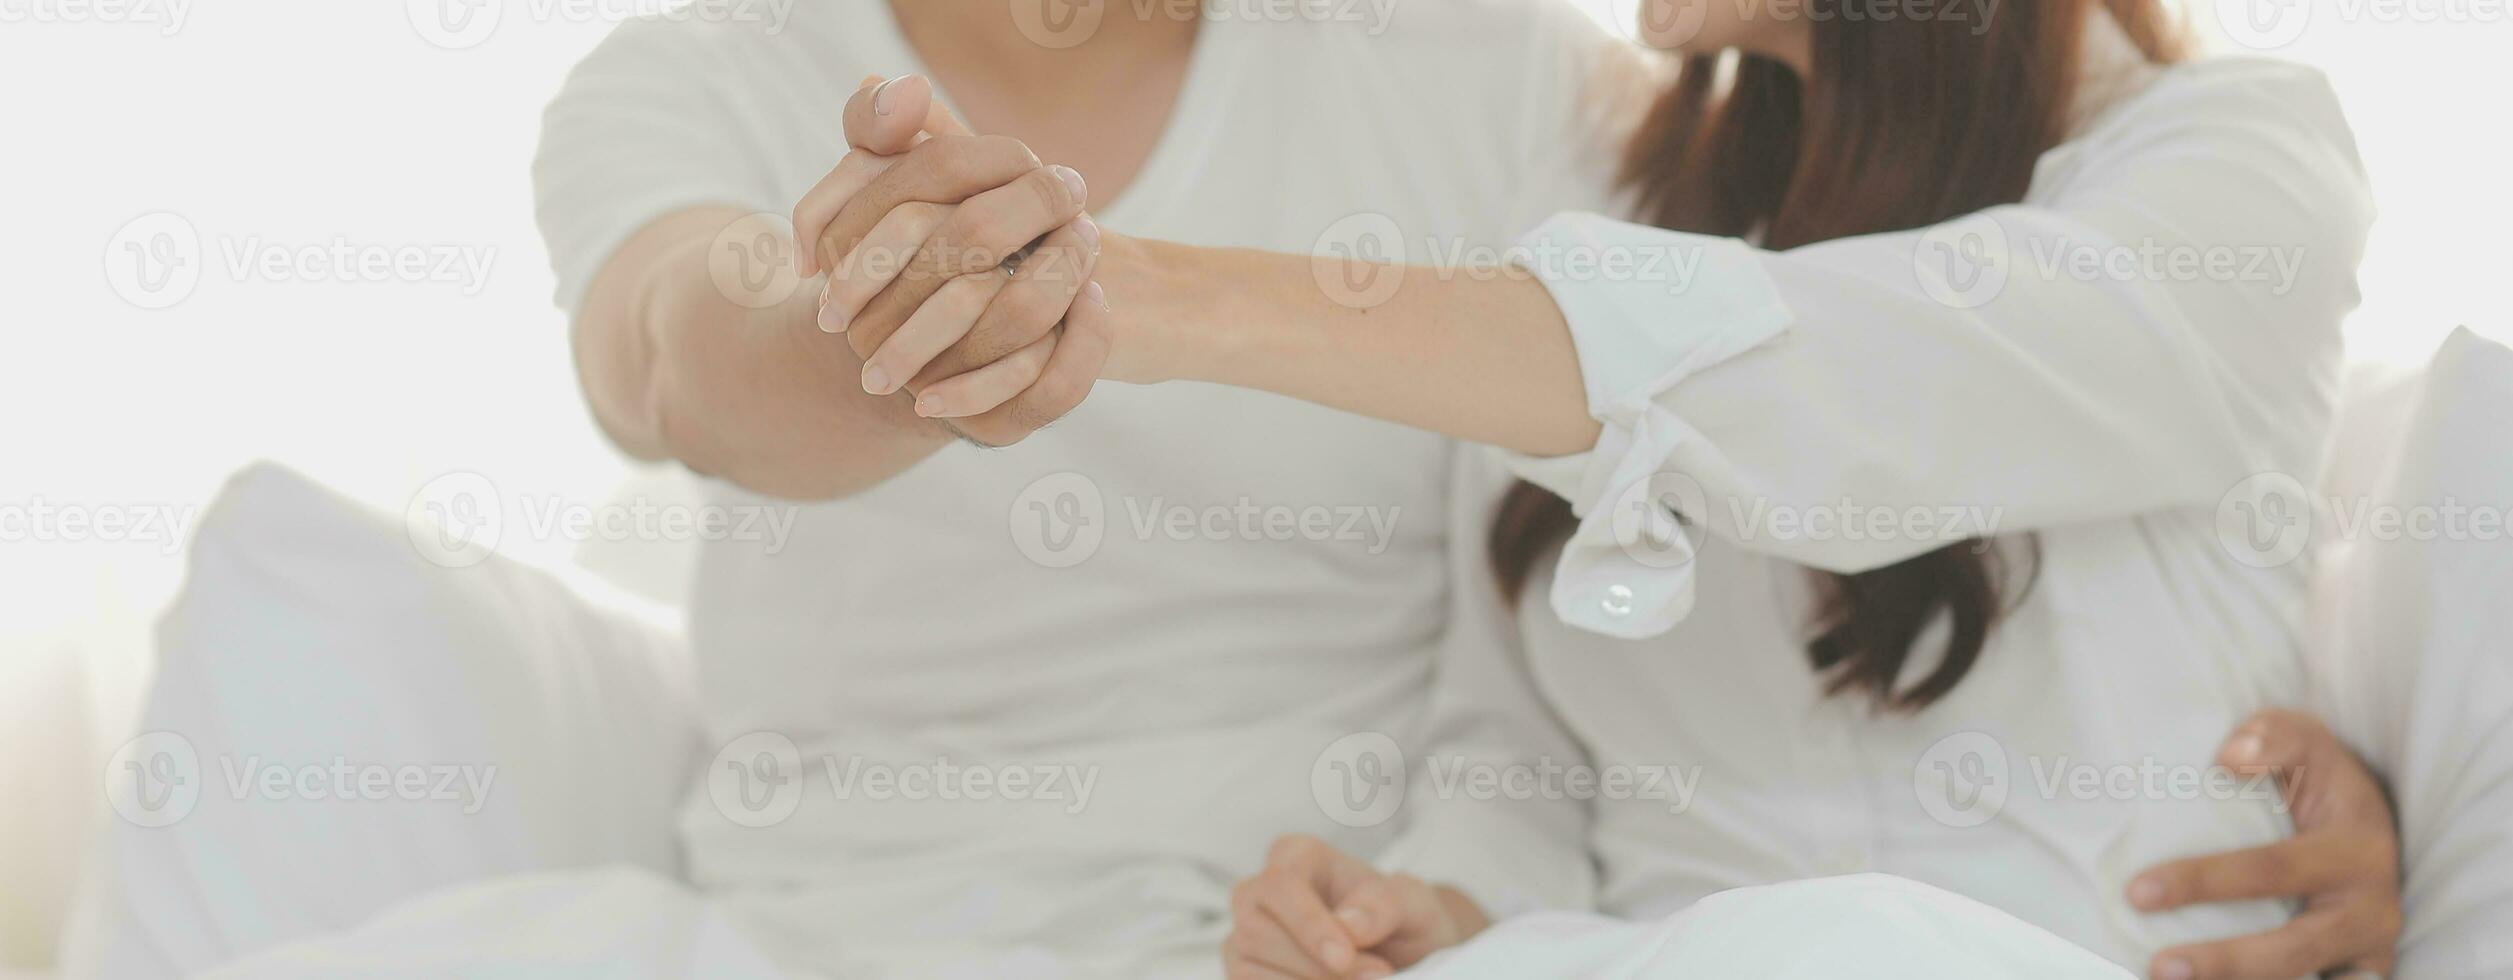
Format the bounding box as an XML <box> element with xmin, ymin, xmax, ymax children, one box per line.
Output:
<box><xmin>1492</xmin><ymin>0</ymin><xmax>2187</xmax><ymax>710</ymax></box>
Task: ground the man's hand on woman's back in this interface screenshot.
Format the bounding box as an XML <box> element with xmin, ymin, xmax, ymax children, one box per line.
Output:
<box><xmin>2127</xmin><ymin>709</ymin><xmax>2402</xmax><ymax>980</ymax></box>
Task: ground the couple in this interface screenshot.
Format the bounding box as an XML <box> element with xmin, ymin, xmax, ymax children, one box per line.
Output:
<box><xmin>537</xmin><ymin>0</ymin><xmax>2394</xmax><ymax>976</ymax></box>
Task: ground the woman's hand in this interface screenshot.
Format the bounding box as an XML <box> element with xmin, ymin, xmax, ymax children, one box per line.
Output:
<box><xmin>2128</xmin><ymin>709</ymin><xmax>2403</xmax><ymax>980</ymax></box>
<box><xmin>1224</xmin><ymin>834</ymin><xmax>1489</xmax><ymax>980</ymax></box>
<box><xmin>790</xmin><ymin>75</ymin><xmax>1111</xmax><ymax>446</ymax></box>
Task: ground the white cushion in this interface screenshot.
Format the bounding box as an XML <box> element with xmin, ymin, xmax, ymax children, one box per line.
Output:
<box><xmin>62</xmin><ymin>463</ymin><xmax>698</xmax><ymax>977</ymax></box>
<box><xmin>2306</xmin><ymin>328</ymin><xmax>2513</xmax><ymax>980</ymax></box>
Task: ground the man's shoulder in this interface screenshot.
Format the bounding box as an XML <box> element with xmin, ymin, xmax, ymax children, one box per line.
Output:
<box><xmin>567</xmin><ymin>5</ymin><xmax>887</xmax><ymax>89</ymax></box>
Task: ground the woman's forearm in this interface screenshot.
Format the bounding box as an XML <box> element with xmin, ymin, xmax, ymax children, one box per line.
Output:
<box><xmin>1104</xmin><ymin>235</ymin><xmax>1603</xmax><ymax>458</ymax></box>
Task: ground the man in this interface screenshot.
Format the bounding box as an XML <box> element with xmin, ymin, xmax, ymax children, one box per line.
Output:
<box><xmin>533</xmin><ymin>0</ymin><xmax>2400</xmax><ymax>975</ymax></box>
<box><xmin>537</xmin><ymin>0</ymin><xmax>1625</xmax><ymax>972</ymax></box>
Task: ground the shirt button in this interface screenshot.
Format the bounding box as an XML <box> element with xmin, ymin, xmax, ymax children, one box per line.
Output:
<box><xmin>1600</xmin><ymin>584</ymin><xmax>1635</xmax><ymax>617</ymax></box>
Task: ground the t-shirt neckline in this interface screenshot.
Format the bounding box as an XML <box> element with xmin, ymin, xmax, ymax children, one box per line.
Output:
<box><xmin>848</xmin><ymin>0</ymin><xmax>1243</xmax><ymax>228</ymax></box>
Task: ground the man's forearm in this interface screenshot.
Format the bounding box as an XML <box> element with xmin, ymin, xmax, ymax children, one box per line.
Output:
<box><xmin>574</xmin><ymin>208</ymin><xmax>950</xmax><ymax>500</ymax></box>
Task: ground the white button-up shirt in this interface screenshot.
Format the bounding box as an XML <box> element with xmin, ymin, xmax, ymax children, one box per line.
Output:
<box><xmin>1505</xmin><ymin>35</ymin><xmax>2370</xmax><ymax>642</ymax></box>
<box><xmin>1390</xmin><ymin>18</ymin><xmax>2378</xmax><ymax>972</ymax></box>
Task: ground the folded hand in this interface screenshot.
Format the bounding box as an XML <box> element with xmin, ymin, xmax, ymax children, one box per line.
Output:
<box><xmin>790</xmin><ymin>74</ymin><xmax>1110</xmax><ymax>446</ymax></box>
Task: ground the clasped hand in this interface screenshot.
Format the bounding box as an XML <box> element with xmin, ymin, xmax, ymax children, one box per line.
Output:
<box><xmin>790</xmin><ymin>74</ymin><xmax>1112</xmax><ymax>446</ymax></box>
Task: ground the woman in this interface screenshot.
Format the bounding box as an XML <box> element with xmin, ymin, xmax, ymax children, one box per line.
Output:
<box><xmin>805</xmin><ymin>0</ymin><xmax>2390</xmax><ymax>975</ymax></box>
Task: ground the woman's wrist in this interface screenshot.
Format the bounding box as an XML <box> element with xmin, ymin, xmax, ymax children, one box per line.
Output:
<box><xmin>1089</xmin><ymin>232</ymin><xmax>1297</xmax><ymax>387</ymax></box>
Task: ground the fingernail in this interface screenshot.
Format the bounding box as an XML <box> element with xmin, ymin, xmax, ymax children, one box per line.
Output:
<box><xmin>2226</xmin><ymin>734</ymin><xmax>2264</xmax><ymax>764</ymax></box>
<box><xmin>871</xmin><ymin>76</ymin><xmax>901</xmax><ymax>116</ymax></box>
<box><xmin>1335</xmin><ymin>905</ymin><xmax>1367</xmax><ymax>931</ymax></box>
<box><xmin>914</xmin><ymin>393</ymin><xmax>942</xmax><ymax>417</ymax></box>
<box><xmin>1355</xmin><ymin>965</ymin><xmax>1391</xmax><ymax>980</ymax></box>
<box><xmin>2127</xmin><ymin>877</ymin><xmax>2165</xmax><ymax>909</ymax></box>
<box><xmin>1082</xmin><ymin>280</ymin><xmax>1108</xmax><ymax>311</ymax></box>
<box><xmin>2154</xmin><ymin>956</ymin><xmax>2194</xmax><ymax>980</ymax></box>
<box><xmin>861</xmin><ymin>364</ymin><xmax>891</xmax><ymax>395</ymax></box>
<box><xmin>1074</xmin><ymin>215</ymin><xmax>1100</xmax><ymax>253</ymax></box>
<box><xmin>1052</xmin><ymin>165</ymin><xmax>1087</xmax><ymax>206</ymax></box>
<box><xmin>818</xmin><ymin>299</ymin><xmax>847</xmax><ymax>334</ymax></box>
<box><xmin>1318</xmin><ymin>939</ymin><xmax>1352</xmax><ymax>972</ymax></box>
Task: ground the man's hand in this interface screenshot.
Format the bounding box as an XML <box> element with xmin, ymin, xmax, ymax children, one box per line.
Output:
<box><xmin>2129</xmin><ymin>709</ymin><xmax>2403</xmax><ymax>980</ymax></box>
<box><xmin>789</xmin><ymin>74</ymin><xmax>1109</xmax><ymax>447</ymax></box>
<box><xmin>1224</xmin><ymin>834</ymin><xmax>1488</xmax><ymax>980</ymax></box>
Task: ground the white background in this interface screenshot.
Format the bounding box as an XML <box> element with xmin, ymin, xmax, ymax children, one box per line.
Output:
<box><xmin>0</xmin><ymin>0</ymin><xmax>2506</xmax><ymax>962</ymax></box>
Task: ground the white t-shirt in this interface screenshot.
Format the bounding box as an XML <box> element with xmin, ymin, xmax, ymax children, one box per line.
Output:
<box><xmin>531</xmin><ymin>1</ymin><xmax>1630</xmax><ymax>973</ymax></box>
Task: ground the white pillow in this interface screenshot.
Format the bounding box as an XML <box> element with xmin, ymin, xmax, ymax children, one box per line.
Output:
<box><xmin>2307</xmin><ymin>328</ymin><xmax>2513</xmax><ymax>980</ymax></box>
<box><xmin>62</xmin><ymin>462</ymin><xmax>699</xmax><ymax>977</ymax></box>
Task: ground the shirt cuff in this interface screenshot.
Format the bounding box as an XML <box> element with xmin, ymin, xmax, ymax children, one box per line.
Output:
<box><xmin>1496</xmin><ymin>212</ymin><xmax>1793</xmax><ymax>639</ymax></box>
